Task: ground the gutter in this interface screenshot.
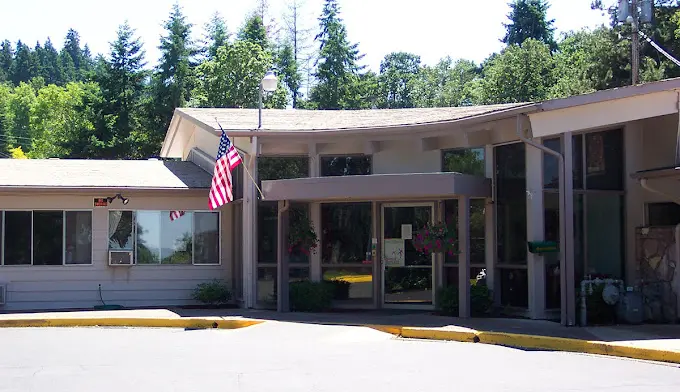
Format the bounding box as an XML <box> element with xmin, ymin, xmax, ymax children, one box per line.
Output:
<box><xmin>515</xmin><ymin>114</ymin><xmax>574</xmax><ymax>327</ymax></box>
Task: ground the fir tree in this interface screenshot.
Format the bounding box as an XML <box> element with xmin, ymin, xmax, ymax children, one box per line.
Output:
<box><xmin>502</xmin><ymin>0</ymin><xmax>557</xmax><ymax>50</ymax></box>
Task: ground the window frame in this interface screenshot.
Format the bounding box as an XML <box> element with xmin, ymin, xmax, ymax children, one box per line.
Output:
<box><xmin>108</xmin><ymin>209</ymin><xmax>221</xmax><ymax>266</ymax></box>
<box><xmin>0</xmin><ymin>209</ymin><xmax>94</xmax><ymax>267</ymax></box>
<box><xmin>440</xmin><ymin>147</ymin><xmax>486</xmax><ymax>175</ymax></box>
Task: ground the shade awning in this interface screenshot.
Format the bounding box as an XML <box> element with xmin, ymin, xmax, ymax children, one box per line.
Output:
<box><xmin>261</xmin><ymin>172</ymin><xmax>491</xmax><ymax>202</ymax></box>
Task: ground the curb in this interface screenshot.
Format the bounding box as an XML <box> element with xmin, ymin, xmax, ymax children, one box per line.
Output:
<box><xmin>0</xmin><ymin>318</ymin><xmax>263</xmax><ymax>330</ymax></box>
<box><xmin>389</xmin><ymin>327</ymin><xmax>680</xmax><ymax>364</ymax></box>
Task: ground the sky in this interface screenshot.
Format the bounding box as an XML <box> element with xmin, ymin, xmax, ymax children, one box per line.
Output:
<box><xmin>0</xmin><ymin>0</ymin><xmax>612</xmax><ymax>72</ymax></box>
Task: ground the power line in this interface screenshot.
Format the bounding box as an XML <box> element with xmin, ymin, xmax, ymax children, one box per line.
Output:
<box><xmin>639</xmin><ymin>30</ymin><xmax>680</xmax><ymax>68</ymax></box>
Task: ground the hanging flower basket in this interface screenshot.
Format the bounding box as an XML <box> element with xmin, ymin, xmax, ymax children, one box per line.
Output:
<box><xmin>413</xmin><ymin>221</ymin><xmax>457</xmax><ymax>256</ymax></box>
<box><xmin>288</xmin><ymin>209</ymin><xmax>318</xmax><ymax>255</ymax></box>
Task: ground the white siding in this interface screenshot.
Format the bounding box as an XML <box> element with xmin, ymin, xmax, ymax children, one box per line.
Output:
<box><xmin>372</xmin><ymin>141</ymin><xmax>441</xmax><ymax>174</ymax></box>
<box><xmin>0</xmin><ymin>191</ymin><xmax>231</xmax><ymax>311</ymax></box>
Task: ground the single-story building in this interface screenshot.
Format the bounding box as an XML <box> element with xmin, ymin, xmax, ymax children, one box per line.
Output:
<box><xmin>2</xmin><ymin>78</ymin><xmax>680</xmax><ymax>326</ymax></box>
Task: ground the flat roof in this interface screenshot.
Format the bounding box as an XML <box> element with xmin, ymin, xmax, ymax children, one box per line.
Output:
<box><xmin>0</xmin><ymin>159</ymin><xmax>212</xmax><ymax>189</ymax></box>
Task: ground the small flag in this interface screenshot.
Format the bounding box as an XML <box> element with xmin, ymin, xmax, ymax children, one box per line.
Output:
<box><xmin>170</xmin><ymin>211</ymin><xmax>185</xmax><ymax>221</ymax></box>
<box><xmin>208</xmin><ymin>127</ymin><xmax>243</xmax><ymax>210</ymax></box>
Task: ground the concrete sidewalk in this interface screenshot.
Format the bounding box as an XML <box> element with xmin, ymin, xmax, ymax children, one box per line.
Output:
<box><xmin>1</xmin><ymin>308</ymin><xmax>679</xmax><ymax>364</ymax></box>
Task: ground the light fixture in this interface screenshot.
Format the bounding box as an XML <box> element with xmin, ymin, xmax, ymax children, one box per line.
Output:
<box><xmin>107</xmin><ymin>193</ymin><xmax>129</xmax><ymax>205</ymax></box>
<box><xmin>261</xmin><ymin>70</ymin><xmax>278</xmax><ymax>93</ymax></box>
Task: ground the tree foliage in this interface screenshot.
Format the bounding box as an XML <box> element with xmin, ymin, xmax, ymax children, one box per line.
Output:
<box><xmin>503</xmin><ymin>0</ymin><xmax>557</xmax><ymax>50</ymax></box>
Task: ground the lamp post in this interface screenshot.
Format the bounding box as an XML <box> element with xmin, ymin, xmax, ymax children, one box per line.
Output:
<box><xmin>258</xmin><ymin>70</ymin><xmax>278</xmax><ymax>129</ymax></box>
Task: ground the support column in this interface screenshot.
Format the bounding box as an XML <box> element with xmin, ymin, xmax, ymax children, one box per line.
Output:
<box><xmin>242</xmin><ymin>154</ymin><xmax>258</xmax><ymax>309</ymax></box>
<box><xmin>308</xmin><ymin>151</ymin><xmax>322</xmax><ymax>282</ymax></box>
<box><xmin>277</xmin><ymin>200</ymin><xmax>290</xmax><ymax>312</ymax></box>
<box><xmin>563</xmin><ymin>132</ymin><xmax>576</xmax><ymax>326</ymax></box>
<box><xmin>484</xmin><ymin>144</ymin><xmax>498</xmax><ymax>304</ymax></box>
<box><xmin>458</xmin><ymin>196</ymin><xmax>471</xmax><ymax>318</ymax></box>
<box><xmin>526</xmin><ymin>139</ymin><xmax>546</xmax><ymax>319</ymax></box>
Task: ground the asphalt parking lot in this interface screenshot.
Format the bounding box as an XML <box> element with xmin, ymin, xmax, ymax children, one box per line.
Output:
<box><xmin>1</xmin><ymin>322</ymin><xmax>679</xmax><ymax>392</ymax></box>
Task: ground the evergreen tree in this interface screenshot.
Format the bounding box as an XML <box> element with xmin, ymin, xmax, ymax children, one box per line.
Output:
<box><xmin>283</xmin><ymin>0</ymin><xmax>314</xmax><ymax>107</ymax></box>
<box><xmin>238</xmin><ymin>14</ymin><xmax>268</xmax><ymax>50</ymax></box>
<box><xmin>310</xmin><ymin>0</ymin><xmax>364</xmax><ymax>109</ymax></box>
<box><xmin>37</xmin><ymin>38</ymin><xmax>63</xmax><ymax>85</ymax></box>
<box><xmin>10</xmin><ymin>41</ymin><xmax>39</xmax><ymax>85</ymax></box>
<box><xmin>503</xmin><ymin>0</ymin><xmax>557</xmax><ymax>50</ymax></box>
<box><xmin>275</xmin><ymin>42</ymin><xmax>301</xmax><ymax>107</ymax></box>
<box><xmin>95</xmin><ymin>21</ymin><xmax>147</xmax><ymax>158</ymax></box>
<box><xmin>59</xmin><ymin>50</ymin><xmax>77</xmax><ymax>83</ymax></box>
<box><xmin>145</xmin><ymin>3</ymin><xmax>197</xmax><ymax>157</ymax></box>
<box><xmin>0</xmin><ymin>40</ymin><xmax>13</xmax><ymax>83</ymax></box>
<box><xmin>63</xmin><ymin>29</ymin><xmax>84</xmax><ymax>71</ymax></box>
<box><xmin>203</xmin><ymin>12</ymin><xmax>229</xmax><ymax>60</ymax></box>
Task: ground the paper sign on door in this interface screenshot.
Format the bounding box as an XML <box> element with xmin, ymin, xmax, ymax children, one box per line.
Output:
<box><xmin>383</xmin><ymin>239</ymin><xmax>405</xmax><ymax>267</ymax></box>
<box><xmin>401</xmin><ymin>224</ymin><xmax>413</xmax><ymax>240</ymax></box>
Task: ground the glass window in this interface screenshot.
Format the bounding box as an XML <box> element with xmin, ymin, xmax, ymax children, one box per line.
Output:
<box><xmin>573</xmin><ymin>134</ymin><xmax>584</xmax><ymax>189</ymax></box>
<box><xmin>648</xmin><ymin>202</ymin><xmax>680</xmax><ymax>227</ymax></box>
<box><xmin>258</xmin><ymin>156</ymin><xmax>309</xmax><ymax>182</ymax></box>
<box><xmin>322</xmin><ymin>267</ymin><xmax>373</xmax><ymax>303</ymax></box>
<box><xmin>443</xmin><ymin>199</ymin><xmax>486</xmax><ymax>264</ymax></box>
<box><xmin>321</xmin><ymin>156</ymin><xmax>371</xmax><ymax>176</ymax></box>
<box><xmin>65</xmin><ymin>211</ymin><xmax>92</xmax><ymax>265</ymax></box>
<box><xmin>258</xmin><ymin>202</ymin><xmax>278</xmax><ymax>264</ymax></box>
<box><xmin>257</xmin><ymin>266</ymin><xmax>277</xmax><ymax>305</ymax></box>
<box><xmin>321</xmin><ymin>203</ymin><xmax>372</xmax><ymax>264</ymax></box>
<box><xmin>33</xmin><ymin>211</ymin><xmax>63</xmax><ymax>266</ymax></box>
<box><xmin>136</xmin><ymin>211</ymin><xmax>161</xmax><ymax>264</ymax></box>
<box><xmin>4</xmin><ymin>211</ymin><xmax>31</xmax><ymax>265</ymax></box>
<box><xmin>289</xmin><ymin>204</ymin><xmax>311</xmax><ymax>264</ymax></box>
<box><xmin>195</xmin><ymin>212</ymin><xmax>220</xmax><ymax>264</ymax></box>
<box><xmin>586</xmin><ymin>194</ymin><xmax>624</xmax><ymax>279</ymax></box>
<box><xmin>499</xmin><ymin>268</ymin><xmax>528</xmax><ymax>307</ymax></box>
<box><xmin>109</xmin><ymin>211</ymin><xmax>134</xmax><ymax>250</ymax></box>
<box><xmin>543</xmin><ymin>135</ymin><xmax>583</xmax><ymax>190</ymax></box>
<box><xmin>442</xmin><ymin>148</ymin><xmax>485</xmax><ymax>176</ymax></box>
<box><xmin>585</xmin><ymin>129</ymin><xmax>623</xmax><ymax>190</ymax></box>
<box><xmin>495</xmin><ymin>143</ymin><xmax>527</xmax><ymax>265</ymax></box>
<box><xmin>161</xmin><ymin>211</ymin><xmax>192</xmax><ymax>264</ymax></box>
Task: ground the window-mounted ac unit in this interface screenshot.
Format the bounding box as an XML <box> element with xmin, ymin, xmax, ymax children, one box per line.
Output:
<box><xmin>109</xmin><ymin>250</ymin><xmax>134</xmax><ymax>266</ymax></box>
<box><xmin>0</xmin><ymin>284</ymin><xmax>6</xmax><ymax>305</ymax></box>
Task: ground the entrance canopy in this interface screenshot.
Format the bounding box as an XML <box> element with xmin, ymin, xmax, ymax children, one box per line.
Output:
<box><xmin>261</xmin><ymin>172</ymin><xmax>490</xmax><ymax>202</ymax></box>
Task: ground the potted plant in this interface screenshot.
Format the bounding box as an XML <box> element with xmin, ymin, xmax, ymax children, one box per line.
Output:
<box><xmin>412</xmin><ymin>221</ymin><xmax>457</xmax><ymax>256</ymax></box>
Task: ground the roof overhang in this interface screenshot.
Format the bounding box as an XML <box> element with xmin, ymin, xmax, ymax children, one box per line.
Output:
<box><xmin>631</xmin><ymin>166</ymin><xmax>680</xmax><ymax>180</ymax></box>
<box><xmin>261</xmin><ymin>172</ymin><xmax>491</xmax><ymax>202</ymax></box>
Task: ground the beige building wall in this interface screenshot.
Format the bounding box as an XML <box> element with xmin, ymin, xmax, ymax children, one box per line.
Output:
<box><xmin>372</xmin><ymin>141</ymin><xmax>442</xmax><ymax>174</ymax></box>
<box><xmin>0</xmin><ymin>190</ymin><xmax>231</xmax><ymax>311</ymax></box>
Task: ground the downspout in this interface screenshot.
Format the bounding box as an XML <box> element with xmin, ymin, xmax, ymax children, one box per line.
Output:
<box><xmin>516</xmin><ymin>115</ymin><xmax>573</xmax><ymax>326</ymax></box>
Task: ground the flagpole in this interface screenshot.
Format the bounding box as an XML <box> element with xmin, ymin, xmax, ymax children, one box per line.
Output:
<box><xmin>216</xmin><ymin>119</ymin><xmax>265</xmax><ymax>200</ymax></box>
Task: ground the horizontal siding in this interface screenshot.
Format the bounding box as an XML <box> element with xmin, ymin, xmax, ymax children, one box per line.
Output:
<box><xmin>0</xmin><ymin>192</ymin><xmax>232</xmax><ymax>312</ymax></box>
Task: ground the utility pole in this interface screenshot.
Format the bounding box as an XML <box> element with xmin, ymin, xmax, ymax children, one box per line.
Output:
<box><xmin>630</xmin><ymin>0</ymin><xmax>640</xmax><ymax>85</ymax></box>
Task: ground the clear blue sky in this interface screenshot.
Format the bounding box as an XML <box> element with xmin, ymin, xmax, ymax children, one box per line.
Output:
<box><xmin>0</xmin><ymin>0</ymin><xmax>610</xmax><ymax>72</ymax></box>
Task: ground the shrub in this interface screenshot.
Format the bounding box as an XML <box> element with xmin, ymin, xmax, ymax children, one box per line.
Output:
<box><xmin>326</xmin><ymin>279</ymin><xmax>351</xmax><ymax>300</ymax></box>
<box><xmin>289</xmin><ymin>281</ymin><xmax>334</xmax><ymax>312</ymax></box>
<box><xmin>436</xmin><ymin>284</ymin><xmax>493</xmax><ymax>317</ymax></box>
<box><xmin>192</xmin><ymin>279</ymin><xmax>232</xmax><ymax>306</ymax></box>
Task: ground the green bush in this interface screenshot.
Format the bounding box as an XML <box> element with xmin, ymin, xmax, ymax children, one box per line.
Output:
<box><xmin>436</xmin><ymin>284</ymin><xmax>493</xmax><ymax>317</ymax></box>
<box><xmin>290</xmin><ymin>281</ymin><xmax>334</xmax><ymax>312</ymax></box>
<box><xmin>326</xmin><ymin>279</ymin><xmax>351</xmax><ymax>300</ymax></box>
<box><xmin>192</xmin><ymin>279</ymin><xmax>232</xmax><ymax>306</ymax></box>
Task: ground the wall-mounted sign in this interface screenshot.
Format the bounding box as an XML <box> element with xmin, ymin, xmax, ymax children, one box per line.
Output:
<box><xmin>94</xmin><ymin>198</ymin><xmax>108</xmax><ymax>207</ymax></box>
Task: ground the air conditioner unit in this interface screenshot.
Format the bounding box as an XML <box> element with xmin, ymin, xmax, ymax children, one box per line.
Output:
<box><xmin>0</xmin><ymin>284</ymin><xmax>6</xmax><ymax>305</ymax></box>
<box><xmin>109</xmin><ymin>250</ymin><xmax>134</xmax><ymax>266</ymax></box>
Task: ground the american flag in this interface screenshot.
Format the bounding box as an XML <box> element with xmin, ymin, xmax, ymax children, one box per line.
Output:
<box><xmin>169</xmin><ymin>210</ymin><xmax>185</xmax><ymax>221</ymax></box>
<box><xmin>209</xmin><ymin>127</ymin><xmax>242</xmax><ymax>210</ymax></box>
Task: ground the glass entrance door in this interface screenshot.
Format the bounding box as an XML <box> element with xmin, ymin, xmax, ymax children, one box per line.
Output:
<box><xmin>381</xmin><ymin>203</ymin><xmax>434</xmax><ymax>308</ymax></box>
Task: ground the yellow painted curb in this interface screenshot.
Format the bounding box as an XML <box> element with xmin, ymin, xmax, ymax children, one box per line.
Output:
<box><xmin>0</xmin><ymin>318</ymin><xmax>263</xmax><ymax>330</ymax></box>
<box><xmin>401</xmin><ymin>327</ymin><xmax>478</xmax><ymax>342</ymax></box>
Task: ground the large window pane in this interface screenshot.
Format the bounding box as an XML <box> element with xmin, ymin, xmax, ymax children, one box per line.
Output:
<box><xmin>573</xmin><ymin>134</ymin><xmax>583</xmax><ymax>189</ymax></box>
<box><xmin>443</xmin><ymin>199</ymin><xmax>486</xmax><ymax>264</ymax></box>
<box><xmin>258</xmin><ymin>202</ymin><xmax>278</xmax><ymax>264</ymax></box>
<box><xmin>257</xmin><ymin>266</ymin><xmax>277</xmax><ymax>306</ymax></box>
<box><xmin>136</xmin><ymin>211</ymin><xmax>161</xmax><ymax>264</ymax></box>
<box><xmin>500</xmin><ymin>268</ymin><xmax>528</xmax><ymax>307</ymax></box>
<box><xmin>5</xmin><ymin>211</ymin><xmax>32</xmax><ymax>265</ymax></box>
<box><xmin>109</xmin><ymin>211</ymin><xmax>133</xmax><ymax>250</ymax></box>
<box><xmin>442</xmin><ymin>148</ymin><xmax>485</xmax><ymax>176</ymax></box>
<box><xmin>33</xmin><ymin>211</ymin><xmax>63</xmax><ymax>266</ymax></box>
<box><xmin>585</xmin><ymin>129</ymin><xmax>623</xmax><ymax>190</ymax></box>
<box><xmin>65</xmin><ymin>211</ymin><xmax>92</xmax><ymax>265</ymax></box>
<box><xmin>161</xmin><ymin>211</ymin><xmax>192</xmax><ymax>264</ymax></box>
<box><xmin>0</xmin><ymin>212</ymin><xmax>2</xmax><ymax>264</ymax></box>
<box><xmin>195</xmin><ymin>212</ymin><xmax>220</xmax><ymax>264</ymax></box>
<box><xmin>321</xmin><ymin>203</ymin><xmax>372</xmax><ymax>264</ymax></box>
<box><xmin>258</xmin><ymin>156</ymin><xmax>309</xmax><ymax>182</ymax></box>
<box><xmin>321</xmin><ymin>156</ymin><xmax>371</xmax><ymax>176</ymax></box>
<box><xmin>495</xmin><ymin>143</ymin><xmax>527</xmax><ymax>265</ymax></box>
<box><xmin>543</xmin><ymin>138</ymin><xmax>560</xmax><ymax>189</ymax></box>
<box><xmin>648</xmin><ymin>202</ymin><xmax>680</xmax><ymax>227</ymax></box>
<box><xmin>289</xmin><ymin>204</ymin><xmax>311</xmax><ymax>264</ymax></box>
<box><xmin>322</xmin><ymin>267</ymin><xmax>373</xmax><ymax>303</ymax></box>
<box><xmin>586</xmin><ymin>194</ymin><xmax>624</xmax><ymax>279</ymax></box>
